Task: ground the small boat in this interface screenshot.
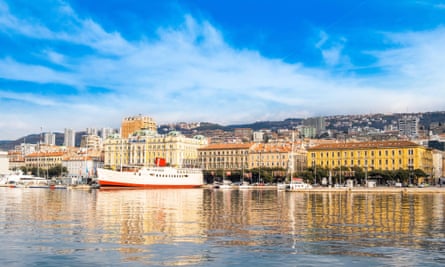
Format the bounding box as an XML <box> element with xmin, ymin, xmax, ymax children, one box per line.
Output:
<box><xmin>239</xmin><ymin>181</ymin><xmax>253</xmax><ymax>190</ymax></box>
<box><xmin>277</xmin><ymin>183</ymin><xmax>287</xmax><ymax>190</ymax></box>
<box><xmin>285</xmin><ymin>178</ymin><xmax>312</xmax><ymax>191</ymax></box>
<box><xmin>5</xmin><ymin>170</ymin><xmax>49</xmax><ymax>188</ymax></box>
<box><xmin>217</xmin><ymin>179</ymin><xmax>233</xmax><ymax>189</ymax></box>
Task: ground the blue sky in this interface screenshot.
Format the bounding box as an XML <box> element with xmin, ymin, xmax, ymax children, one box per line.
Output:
<box><xmin>1</xmin><ymin>0</ymin><xmax>445</xmax><ymax>140</ymax></box>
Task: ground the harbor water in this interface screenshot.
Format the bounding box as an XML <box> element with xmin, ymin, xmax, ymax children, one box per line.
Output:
<box><xmin>0</xmin><ymin>187</ymin><xmax>444</xmax><ymax>266</ymax></box>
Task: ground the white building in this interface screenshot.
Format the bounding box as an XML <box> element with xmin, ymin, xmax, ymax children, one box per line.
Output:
<box><xmin>253</xmin><ymin>131</ymin><xmax>265</xmax><ymax>142</ymax></box>
<box><xmin>0</xmin><ymin>151</ymin><xmax>9</xmax><ymax>174</ymax></box>
<box><xmin>398</xmin><ymin>116</ymin><xmax>419</xmax><ymax>138</ymax></box>
<box><xmin>44</xmin><ymin>132</ymin><xmax>56</xmax><ymax>145</ymax></box>
<box><xmin>64</xmin><ymin>128</ymin><xmax>76</xmax><ymax>147</ymax></box>
<box><xmin>101</xmin><ymin>127</ymin><xmax>116</xmax><ymax>140</ymax></box>
<box><xmin>62</xmin><ymin>155</ymin><xmax>102</xmax><ymax>184</ymax></box>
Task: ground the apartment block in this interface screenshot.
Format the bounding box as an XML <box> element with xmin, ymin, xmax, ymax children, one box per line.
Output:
<box><xmin>64</xmin><ymin>128</ymin><xmax>76</xmax><ymax>147</ymax></box>
<box><xmin>307</xmin><ymin>140</ymin><xmax>433</xmax><ymax>174</ymax></box>
<box><xmin>120</xmin><ymin>115</ymin><xmax>157</xmax><ymax>138</ymax></box>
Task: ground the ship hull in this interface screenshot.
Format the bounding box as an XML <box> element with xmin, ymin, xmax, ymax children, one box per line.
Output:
<box><xmin>97</xmin><ymin>167</ymin><xmax>204</xmax><ymax>188</ymax></box>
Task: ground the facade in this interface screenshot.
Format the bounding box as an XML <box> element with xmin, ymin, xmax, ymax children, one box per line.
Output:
<box><xmin>80</xmin><ymin>134</ymin><xmax>102</xmax><ymax>150</ymax></box>
<box><xmin>198</xmin><ymin>142</ymin><xmax>307</xmax><ymax>175</ymax></box>
<box><xmin>64</xmin><ymin>128</ymin><xmax>76</xmax><ymax>147</ymax></box>
<box><xmin>252</xmin><ymin>131</ymin><xmax>265</xmax><ymax>143</ymax></box>
<box><xmin>307</xmin><ymin>140</ymin><xmax>433</xmax><ymax>175</ymax></box>
<box><xmin>198</xmin><ymin>143</ymin><xmax>252</xmax><ymax>171</ymax></box>
<box><xmin>234</xmin><ymin>128</ymin><xmax>253</xmax><ymax>142</ymax></box>
<box><xmin>103</xmin><ymin>130</ymin><xmax>208</xmax><ymax>170</ymax></box>
<box><xmin>62</xmin><ymin>155</ymin><xmax>102</xmax><ymax>184</ymax></box>
<box><xmin>249</xmin><ymin>143</ymin><xmax>307</xmax><ymax>173</ymax></box>
<box><xmin>432</xmin><ymin>150</ymin><xmax>444</xmax><ymax>183</ymax></box>
<box><xmin>101</xmin><ymin>127</ymin><xmax>116</xmax><ymax>140</ymax></box>
<box><xmin>44</xmin><ymin>132</ymin><xmax>56</xmax><ymax>145</ymax></box>
<box><xmin>25</xmin><ymin>151</ymin><xmax>65</xmax><ymax>174</ymax></box>
<box><xmin>121</xmin><ymin>115</ymin><xmax>157</xmax><ymax>138</ymax></box>
<box><xmin>298</xmin><ymin>126</ymin><xmax>317</xmax><ymax>138</ymax></box>
<box><xmin>7</xmin><ymin>150</ymin><xmax>25</xmax><ymax>170</ymax></box>
<box><xmin>0</xmin><ymin>151</ymin><xmax>8</xmax><ymax>174</ymax></box>
<box><xmin>398</xmin><ymin>116</ymin><xmax>419</xmax><ymax>138</ymax></box>
<box><xmin>303</xmin><ymin>117</ymin><xmax>326</xmax><ymax>136</ymax></box>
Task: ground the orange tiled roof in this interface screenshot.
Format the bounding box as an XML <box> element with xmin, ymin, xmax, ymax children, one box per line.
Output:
<box><xmin>26</xmin><ymin>151</ymin><xmax>66</xmax><ymax>157</ymax></box>
<box><xmin>250</xmin><ymin>143</ymin><xmax>292</xmax><ymax>153</ymax></box>
<box><xmin>199</xmin><ymin>143</ymin><xmax>254</xmax><ymax>150</ymax></box>
<box><xmin>308</xmin><ymin>140</ymin><xmax>420</xmax><ymax>151</ymax></box>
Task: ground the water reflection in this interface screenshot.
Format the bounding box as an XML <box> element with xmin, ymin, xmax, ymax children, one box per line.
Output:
<box><xmin>0</xmin><ymin>188</ymin><xmax>444</xmax><ymax>266</ymax></box>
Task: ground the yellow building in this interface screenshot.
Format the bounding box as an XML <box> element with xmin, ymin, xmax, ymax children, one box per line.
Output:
<box><xmin>307</xmin><ymin>140</ymin><xmax>433</xmax><ymax>174</ymax></box>
<box><xmin>120</xmin><ymin>115</ymin><xmax>157</xmax><ymax>138</ymax></box>
<box><xmin>103</xmin><ymin>131</ymin><xmax>208</xmax><ymax>170</ymax></box>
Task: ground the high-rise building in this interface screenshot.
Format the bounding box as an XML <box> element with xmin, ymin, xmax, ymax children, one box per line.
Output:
<box><xmin>398</xmin><ymin>116</ymin><xmax>419</xmax><ymax>138</ymax></box>
<box><xmin>86</xmin><ymin>128</ymin><xmax>98</xmax><ymax>136</ymax></box>
<box><xmin>120</xmin><ymin>115</ymin><xmax>157</xmax><ymax>138</ymax></box>
<box><xmin>101</xmin><ymin>127</ymin><xmax>115</xmax><ymax>140</ymax></box>
<box><xmin>44</xmin><ymin>132</ymin><xmax>56</xmax><ymax>145</ymax></box>
<box><xmin>303</xmin><ymin>117</ymin><xmax>326</xmax><ymax>136</ymax></box>
<box><xmin>64</xmin><ymin>128</ymin><xmax>76</xmax><ymax>147</ymax></box>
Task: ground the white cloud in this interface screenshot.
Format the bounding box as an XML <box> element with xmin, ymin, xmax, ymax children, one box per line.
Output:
<box><xmin>1</xmin><ymin>1</ymin><xmax>445</xmax><ymax>139</ymax></box>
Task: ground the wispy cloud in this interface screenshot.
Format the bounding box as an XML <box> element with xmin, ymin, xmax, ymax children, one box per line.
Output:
<box><xmin>0</xmin><ymin>0</ymin><xmax>444</xmax><ymax>139</ymax></box>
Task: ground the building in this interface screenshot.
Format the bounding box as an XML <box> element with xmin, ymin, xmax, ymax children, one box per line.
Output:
<box><xmin>0</xmin><ymin>151</ymin><xmax>9</xmax><ymax>174</ymax></box>
<box><xmin>298</xmin><ymin>125</ymin><xmax>317</xmax><ymax>138</ymax></box>
<box><xmin>398</xmin><ymin>116</ymin><xmax>419</xmax><ymax>138</ymax></box>
<box><xmin>103</xmin><ymin>130</ymin><xmax>208</xmax><ymax>170</ymax></box>
<box><xmin>198</xmin><ymin>143</ymin><xmax>252</xmax><ymax>171</ymax></box>
<box><xmin>307</xmin><ymin>140</ymin><xmax>433</xmax><ymax>183</ymax></box>
<box><xmin>80</xmin><ymin>134</ymin><xmax>102</xmax><ymax>150</ymax></box>
<box><xmin>86</xmin><ymin>128</ymin><xmax>98</xmax><ymax>136</ymax></box>
<box><xmin>198</xmin><ymin>142</ymin><xmax>306</xmax><ymax>182</ymax></box>
<box><xmin>252</xmin><ymin>131</ymin><xmax>265</xmax><ymax>143</ymax></box>
<box><xmin>101</xmin><ymin>127</ymin><xmax>116</xmax><ymax>140</ymax></box>
<box><xmin>25</xmin><ymin>151</ymin><xmax>66</xmax><ymax>176</ymax></box>
<box><xmin>428</xmin><ymin>140</ymin><xmax>445</xmax><ymax>151</ymax></box>
<box><xmin>303</xmin><ymin>117</ymin><xmax>326</xmax><ymax>136</ymax></box>
<box><xmin>62</xmin><ymin>154</ymin><xmax>102</xmax><ymax>184</ymax></box>
<box><xmin>432</xmin><ymin>150</ymin><xmax>443</xmax><ymax>184</ymax></box>
<box><xmin>234</xmin><ymin>128</ymin><xmax>253</xmax><ymax>142</ymax></box>
<box><xmin>64</xmin><ymin>128</ymin><xmax>76</xmax><ymax>147</ymax></box>
<box><xmin>121</xmin><ymin>115</ymin><xmax>157</xmax><ymax>138</ymax></box>
<box><xmin>249</xmin><ymin>143</ymin><xmax>306</xmax><ymax>174</ymax></box>
<box><xmin>7</xmin><ymin>150</ymin><xmax>25</xmax><ymax>170</ymax></box>
<box><xmin>44</xmin><ymin>132</ymin><xmax>56</xmax><ymax>146</ymax></box>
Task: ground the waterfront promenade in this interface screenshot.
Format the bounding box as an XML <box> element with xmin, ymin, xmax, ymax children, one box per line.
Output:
<box><xmin>205</xmin><ymin>184</ymin><xmax>445</xmax><ymax>193</ymax></box>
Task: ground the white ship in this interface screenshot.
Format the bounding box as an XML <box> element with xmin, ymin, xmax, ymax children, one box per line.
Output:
<box><xmin>97</xmin><ymin>164</ymin><xmax>204</xmax><ymax>188</ymax></box>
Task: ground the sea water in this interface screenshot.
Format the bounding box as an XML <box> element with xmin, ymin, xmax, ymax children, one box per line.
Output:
<box><xmin>0</xmin><ymin>187</ymin><xmax>444</xmax><ymax>266</ymax></box>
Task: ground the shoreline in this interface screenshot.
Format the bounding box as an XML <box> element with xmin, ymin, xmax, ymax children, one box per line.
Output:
<box><xmin>204</xmin><ymin>184</ymin><xmax>445</xmax><ymax>193</ymax></box>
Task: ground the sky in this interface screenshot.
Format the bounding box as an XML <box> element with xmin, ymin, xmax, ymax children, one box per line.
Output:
<box><xmin>1</xmin><ymin>0</ymin><xmax>445</xmax><ymax>140</ymax></box>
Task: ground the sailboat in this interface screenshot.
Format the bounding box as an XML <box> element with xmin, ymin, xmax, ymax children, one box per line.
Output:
<box><xmin>284</xmin><ymin>133</ymin><xmax>312</xmax><ymax>192</ymax></box>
